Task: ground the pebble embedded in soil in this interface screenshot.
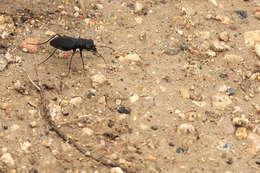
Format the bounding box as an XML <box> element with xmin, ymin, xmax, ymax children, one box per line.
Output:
<box><xmin>216</xmin><ymin>117</ymin><xmax>235</xmax><ymax>135</ymax></box>
<box><xmin>0</xmin><ymin>15</ymin><xmax>15</xmax><ymax>39</ymax></box>
<box><xmin>129</xmin><ymin>94</ymin><xmax>139</xmax><ymax>103</ymax></box>
<box><xmin>219</xmin><ymin>31</ymin><xmax>230</xmax><ymax>42</ymax></box>
<box><xmin>110</xmin><ymin>167</ymin><xmax>124</xmax><ymax>173</ymax></box>
<box><xmin>177</xmin><ymin>123</ymin><xmax>196</xmax><ymax>135</ymax></box>
<box><xmin>223</xmin><ymin>54</ymin><xmax>243</xmax><ymax>64</ymax></box>
<box><xmin>151</xmin><ymin>125</ymin><xmax>158</xmax><ymax>131</ymax></box>
<box><xmin>90</xmin><ymin>73</ymin><xmax>107</xmax><ymax>88</ymax></box>
<box><xmin>211</xmin><ymin>93</ymin><xmax>232</xmax><ymax>110</ymax></box>
<box><xmin>234</xmin><ymin>10</ymin><xmax>247</xmax><ymax>19</ymax></box>
<box><xmin>120</xmin><ymin>53</ymin><xmax>141</xmax><ymax>62</ymax></box>
<box><xmin>81</xmin><ymin>127</ymin><xmax>94</xmax><ymax>136</ymax></box>
<box><xmin>179</xmin><ymin>88</ymin><xmax>190</xmax><ymax>99</ymax></box>
<box><xmin>0</xmin><ymin>55</ymin><xmax>8</xmax><ymax>72</ymax></box>
<box><xmin>117</xmin><ymin>106</ymin><xmax>131</xmax><ymax>114</ymax></box>
<box><xmin>176</xmin><ymin>147</ymin><xmax>185</xmax><ymax>153</ymax></box>
<box><xmin>210</xmin><ymin>40</ymin><xmax>230</xmax><ymax>52</ymax></box>
<box><xmin>0</xmin><ymin>153</ymin><xmax>15</xmax><ymax>167</ymax></box>
<box><xmin>244</xmin><ymin>30</ymin><xmax>260</xmax><ymax>47</ymax></box>
<box><xmin>247</xmin><ymin>132</ymin><xmax>260</xmax><ymax>154</ymax></box>
<box><xmin>134</xmin><ymin>1</ymin><xmax>144</xmax><ymax>14</ymax></box>
<box><xmin>19</xmin><ymin>38</ymin><xmax>38</xmax><ymax>53</ymax></box>
<box><xmin>235</xmin><ymin>127</ymin><xmax>248</xmax><ymax>140</ymax></box>
<box><xmin>255</xmin><ymin>44</ymin><xmax>260</xmax><ymax>58</ymax></box>
<box><xmin>69</xmin><ymin>97</ymin><xmax>83</xmax><ymax>107</ymax></box>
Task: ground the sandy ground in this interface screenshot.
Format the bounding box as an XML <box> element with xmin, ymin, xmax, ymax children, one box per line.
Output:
<box><xmin>0</xmin><ymin>0</ymin><xmax>260</xmax><ymax>172</ymax></box>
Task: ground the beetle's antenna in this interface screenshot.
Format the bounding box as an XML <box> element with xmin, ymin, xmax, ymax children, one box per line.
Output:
<box><xmin>96</xmin><ymin>45</ymin><xmax>115</xmax><ymax>52</ymax></box>
<box><xmin>29</xmin><ymin>34</ymin><xmax>61</xmax><ymax>45</ymax></box>
<box><xmin>93</xmin><ymin>51</ymin><xmax>107</xmax><ymax>65</ymax></box>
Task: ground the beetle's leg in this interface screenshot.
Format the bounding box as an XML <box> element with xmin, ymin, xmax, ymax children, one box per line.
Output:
<box><xmin>38</xmin><ymin>48</ymin><xmax>57</xmax><ymax>65</ymax></box>
<box><xmin>79</xmin><ymin>49</ymin><xmax>87</xmax><ymax>76</ymax></box>
<box><xmin>30</xmin><ymin>34</ymin><xmax>61</xmax><ymax>45</ymax></box>
<box><xmin>66</xmin><ymin>50</ymin><xmax>76</xmax><ymax>76</ymax></box>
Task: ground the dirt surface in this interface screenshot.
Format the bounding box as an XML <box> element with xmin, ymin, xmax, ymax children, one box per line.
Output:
<box><xmin>1</xmin><ymin>0</ymin><xmax>260</xmax><ymax>172</ymax></box>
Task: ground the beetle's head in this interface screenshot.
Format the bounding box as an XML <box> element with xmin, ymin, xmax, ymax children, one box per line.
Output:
<box><xmin>85</xmin><ymin>39</ymin><xmax>97</xmax><ymax>52</ymax></box>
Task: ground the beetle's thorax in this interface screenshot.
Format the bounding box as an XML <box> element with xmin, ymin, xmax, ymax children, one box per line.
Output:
<box><xmin>76</xmin><ymin>38</ymin><xmax>87</xmax><ymax>49</ymax></box>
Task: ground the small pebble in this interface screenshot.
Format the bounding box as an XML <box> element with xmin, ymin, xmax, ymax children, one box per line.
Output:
<box><xmin>117</xmin><ymin>106</ymin><xmax>131</xmax><ymax>114</ymax></box>
<box><xmin>151</xmin><ymin>125</ymin><xmax>158</xmax><ymax>131</ymax></box>
<box><xmin>176</xmin><ymin>147</ymin><xmax>185</xmax><ymax>153</ymax></box>
<box><xmin>179</xmin><ymin>88</ymin><xmax>190</xmax><ymax>99</ymax></box>
<box><xmin>247</xmin><ymin>133</ymin><xmax>260</xmax><ymax>154</ymax></box>
<box><xmin>169</xmin><ymin>142</ymin><xmax>175</xmax><ymax>147</ymax></box>
<box><xmin>129</xmin><ymin>94</ymin><xmax>139</xmax><ymax>103</ymax></box>
<box><xmin>234</xmin><ymin>10</ymin><xmax>247</xmax><ymax>19</ymax></box>
<box><xmin>255</xmin><ymin>44</ymin><xmax>260</xmax><ymax>58</ymax></box>
<box><xmin>70</xmin><ymin>97</ymin><xmax>83</xmax><ymax>107</ymax></box>
<box><xmin>1</xmin><ymin>153</ymin><xmax>15</xmax><ymax>167</ymax></box>
<box><xmin>19</xmin><ymin>38</ymin><xmax>38</xmax><ymax>53</ymax></box>
<box><xmin>219</xmin><ymin>31</ymin><xmax>229</xmax><ymax>42</ymax></box>
<box><xmin>211</xmin><ymin>40</ymin><xmax>230</xmax><ymax>52</ymax></box>
<box><xmin>244</xmin><ymin>30</ymin><xmax>260</xmax><ymax>48</ymax></box>
<box><xmin>180</xmin><ymin>43</ymin><xmax>188</xmax><ymax>51</ymax></box>
<box><xmin>235</xmin><ymin>127</ymin><xmax>247</xmax><ymax>140</ymax></box>
<box><xmin>3</xmin><ymin>125</ymin><xmax>8</xmax><ymax>130</ymax></box>
<box><xmin>219</xmin><ymin>73</ymin><xmax>228</xmax><ymax>78</ymax></box>
<box><xmin>226</xmin><ymin>88</ymin><xmax>236</xmax><ymax>96</ymax></box>
<box><xmin>90</xmin><ymin>73</ymin><xmax>107</xmax><ymax>88</ymax></box>
<box><xmin>177</xmin><ymin>123</ymin><xmax>196</xmax><ymax>135</ymax></box>
<box><xmin>87</xmin><ymin>92</ymin><xmax>95</xmax><ymax>99</ymax></box>
<box><xmin>224</xmin><ymin>54</ymin><xmax>243</xmax><ymax>64</ymax></box>
<box><xmin>0</xmin><ymin>56</ymin><xmax>8</xmax><ymax>72</ymax></box>
<box><xmin>81</xmin><ymin>127</ymin><xmax>94</xmax><ymax>136</ymax></box>
<box><xmin>226</xmin><ymin>158</ymin><xmax>233</xmax><ymax>165</ymax></box>
<box><xmin>211</xmin><ymin>93</ymin><xmax>232</xmax><ymax>110</ymax></box>
<box><xmin>134</xmin><ymin>1</ymin><xmax>144</xmax><ymax>14</ymax></box>
<box><xmin>30</xmin><ymin>121</ymin><xmax>37</xmax><ymax>128</ymax></box>
<box><xmin>110</xmin><ymin>167</ymin><xmax>124</xmax><ymax>173</ymax></box>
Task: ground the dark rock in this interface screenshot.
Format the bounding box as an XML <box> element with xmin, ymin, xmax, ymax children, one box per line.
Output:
<box><xmin>176</xmin><ymin>147</ymin><xmax>185</xmax><ymax>153</ymax></box>
<box><xmin>169</xmin><ymin>142</ymin><xmax>175</xmax><ymax>147</ymax></box>
<box><xmin>151</xmin><ymin>125</ymin><xmax>158</xmax><ymax>131</ymax></box>
<box><xmin>117</xmin><ymin>106</ymin><xmax>131</xmax><ymax>114</ymax></box>
<box><xmin>219</xmin><ymin>73</ymin><xmax>228</xmax><ymax>78</ymax></box>
<box><xmin>180</xmin><ymin>43</ymin><xmax>188</xmax><ymax>51</ymax></box>
<box><xmin>226</xmin><ymin>88</ymin><xmax>236</xmax><ymax>96</ymax></box>
<box><xmin>234</xmin><ymin>10</ymin><xmax>247</xmax><ymax>19</ymax></box>
<box><xmin>226</xmin><ymin>158</ymin><xmax>233</xmax><ymax>165</ymax></box>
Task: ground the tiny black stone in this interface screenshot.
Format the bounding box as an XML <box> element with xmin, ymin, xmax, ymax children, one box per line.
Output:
<box><xmin>52</xmin><ymin>97</ymin><xmax>57</xmax><ymax>101</ymax></box>
<box><xmin>226</xmin><ymin>88</ymin><xmax>236</xmax><ymax>96</ymax></box>
<box><xmin>117</xmin><ymin>106</ymin><xmax>131</xmax><ymax>114</ymax></box>
<box><xmin>169</xmin><ymin>142</ymin><xmax>175</xmax><ymax>147</ymax></box>
<box><xmin>108</xmin><ymin>121</ymin><xmax>114</xmax><ymax>128</ymax></box>
<box><xmin>115</xmin><ymin>55</ymin><xmax>120</xmax><ymax>59</ymax></box>
<box><xmin>255</xmin><ymin>158</ymin><xmax>260</xmax><ymax>165</ymax></box>
<box><xmin>226</xmin><ymin>158</ymin><xmax>233</xmax><ymax>165</ymax></box>
<box><xmin>108</xmin><ymin>40</ymin><xmax>112</xmax><ymax>44</ymax></box>
<box><xmin>3</xmin><ymin>125</ymin><xmax>8</xmax><ymax>130</ymax></box>
<box><xmin>219</xmin><ymin>73</ymin><xmax>228</xmax><ymax>78</ymax></box>
<box><xmin>180</xmin><ymin>43</ymin><xmax>188</xmax><ymax>51</ymax></box>
<box><xmin>87</xmin><ymin>92</ymin><xmax>95</xmax><ymax>99</ymax></box>
<box><xmin>33</xmin><ymin>169</ymin><xmax>38</xmax><ymax>173</ymax></box>
<box><xmin>234</xmin><ymin>10</ymin><xmax>247</xmax><ymax>19</ymax></box>
<box><xmin>127</xmin><ymin>3</ymin><xmax>134</xmax><ymax>9</ymax></box>
<box><xmin>151</xmin><ymin>125</ymin><xmax>158</xmax><ymax>131</ymax></box>
<box><xmin>176</xmin><ymin>147</ymin><xmax>185</xmax><ymax>153</ymax></box>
